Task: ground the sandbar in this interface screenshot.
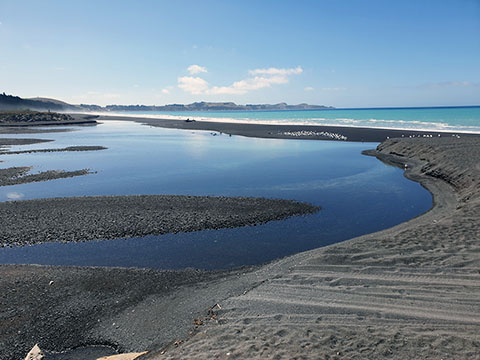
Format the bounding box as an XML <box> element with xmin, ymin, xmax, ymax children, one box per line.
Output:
<box><xmin>0</xmin><ymin>195</ymin><xmax>319</xmax><ymax>247</ymax></box>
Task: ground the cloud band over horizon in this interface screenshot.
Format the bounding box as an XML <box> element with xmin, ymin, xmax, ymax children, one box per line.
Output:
<box><xmin>178</xmin><ymin>66</ymin><xmax>303</xmax><ymax>96</ymax></box>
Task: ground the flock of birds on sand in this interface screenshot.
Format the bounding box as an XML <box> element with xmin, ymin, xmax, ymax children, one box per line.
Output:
<box><xmin>279</xmin><ymin>130</ymin><xmax>348</xmax><ymax>141</ymax></box>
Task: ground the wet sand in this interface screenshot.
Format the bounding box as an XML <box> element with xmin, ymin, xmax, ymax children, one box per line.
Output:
<box><xmin>0</xmin><ymin>167</ymin><xmax>91</xmax><ymax>187</ymax></box>
<box><xmin>0</xmin><ymin>264</ymin><xmax>244</xmax><ymax>359</ymax></box>
<box><xmin>0</xmin><ymin>145</ymin><xmax>107</xmax><ymax>155</ymax></box>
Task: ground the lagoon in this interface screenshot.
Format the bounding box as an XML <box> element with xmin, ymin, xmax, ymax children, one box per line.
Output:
<box><xmin>0</xmin><ymin>121</ymin><xmax>432</xmax><ymax>269</ymax></box>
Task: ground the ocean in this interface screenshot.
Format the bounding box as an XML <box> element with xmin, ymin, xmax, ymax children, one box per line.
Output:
<box><xmin>121</xmin><ymin>106</ymin><xmax>480</xmax><ymax>133</ymax></box>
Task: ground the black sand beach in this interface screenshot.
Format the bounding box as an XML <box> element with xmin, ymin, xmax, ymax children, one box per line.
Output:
<box><xmin>96</xmin><ymin>114</ymin><xmax>477</xmax><ymax>143</ymax></box>
<box><xmin>0</xmin><ymin>264</ymin><xmax>247</xmax><ymax>359</ymax></box>
<box><xmin>0</xmin><ymin>117</ymin><xmax>479</xmax><ymax>359</ymax></box>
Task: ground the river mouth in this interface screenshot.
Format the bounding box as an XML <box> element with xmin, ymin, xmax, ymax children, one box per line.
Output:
<box><xmin>0</xmin><ymin>121</ymin><xmax>432</xmax><ymax>270</ymax></box>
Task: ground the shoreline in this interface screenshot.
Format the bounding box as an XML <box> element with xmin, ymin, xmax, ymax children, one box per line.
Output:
<box><xmin>0</xmin><ymin>119</ymin><xmax>479</xmax><ymax>358</ymax></box>
<box><xmin>0</xmin><ymin>145</ymin><xmax>107</xmax><ymax>156</ymax></box>
<box><xmin>95</xmin><ymin>114</ymin><xmax>479</xmax><ymax>143</ymax></box>
<box><xmin>0</xmin><ymin>117</ymin><xmax>104</xmax><ymax>186</ymax></box>
<box><xmin>0</xmin><ymin>167</ymin><xmax>91</xmax><ymax>187</ymax></box>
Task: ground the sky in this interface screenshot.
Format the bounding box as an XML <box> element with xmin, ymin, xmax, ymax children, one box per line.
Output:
<box><xmin>0</xmin><ymin>0</ymin><xmax>479</xmax><ymax>108</ymax></box>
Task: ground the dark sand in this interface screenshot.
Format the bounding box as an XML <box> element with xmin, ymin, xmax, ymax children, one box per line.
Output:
<box><xmin>96</xmin><ymin>114</ymin><xmax>477</xmax><ymax>143</ymax></box>
<box><xmin>1</xmin><ymin>118</ymin><xmax>479</xmax><ymax>359</ymax></box>
<box><xmin>0</xmin><ymin>138</ymin><xmax>53</xmax><ymax>146</ymax></box>
<box><xmin>0</xmin><ymin>145</ymin><xmax>107</xmax><ymax>155</ymax></box>
<box><xmin>0</xmin><ymin>195</ymin><xmax>319</xmax><ymax>247</ymax></box>
<box><xmin>0</xmin><ymin>264</ymin><xmax>246</xmax><ymax>359</ymax></box>
<box><xmin>0</xmin><ymin>167</ymin><xmax>90</xmax><ymax>187</ymax></box>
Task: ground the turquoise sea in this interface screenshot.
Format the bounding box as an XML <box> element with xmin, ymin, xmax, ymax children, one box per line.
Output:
<box><xmin>122</xmin><ymin>106</ymin><xmax>480</xmax><ymax>133</ymax></box>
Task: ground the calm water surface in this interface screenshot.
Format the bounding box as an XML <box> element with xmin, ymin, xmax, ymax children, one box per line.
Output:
<box><xmin>0</xmin><ymin>121</ymin><xmax>432</xmax><ymax>270</ymax></box>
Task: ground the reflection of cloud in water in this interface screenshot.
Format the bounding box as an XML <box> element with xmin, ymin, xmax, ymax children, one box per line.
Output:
<box><xmin>181</xmin><ymin>132</ymin><xmax>210</xmax><ymax>160</ymax></box>
<box><xmin>181</xmin><ymin>131</ymin><xmax>316</xmax><ymax>161</ymax></box>
<box><xmin>260</xmin><ymin>166</ymin><xmax>405</xmax><ymax>195</ymax></box>
<box><xmin>7</xmin><ymin>192</ymin><xmax>24</xmax><ymax>200</ymax></box>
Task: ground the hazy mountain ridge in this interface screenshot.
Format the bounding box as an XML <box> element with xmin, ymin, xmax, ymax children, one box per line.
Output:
<box><xmin>0</xmin><ymin>93</ymin><xmax>83</xmax><ymax>112</ymax></box>
<box><xmin>0</xmin><ymin>93</ymin><xmax>333</xmax><ymax>112</ymax></box>
<box><xmin>105</xmin><ymin>101</ymin><xmax>333</xmax><ymax>111</ymax></box>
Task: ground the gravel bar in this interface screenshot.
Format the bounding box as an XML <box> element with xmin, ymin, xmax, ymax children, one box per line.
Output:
<box><xmin>0</xmin><ymin>145</ymin><xmax>107</xmax><ymax>155</ymax></box>
<box><xmin>0</xmin><ymin>138</ymin><xmax>53</xmax><ymax>146</ymax></box>
<box><xmin>0</xmin><ymin>195</ymin><xmax>320</xmax><ymax>247</ymax></box>
<box><xmin>0</xmin><ymin>167</ymin><xmax>90</xmax><ymax>186</ymax></box>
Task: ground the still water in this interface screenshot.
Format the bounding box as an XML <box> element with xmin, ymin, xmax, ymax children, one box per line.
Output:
<box><xmin>0</xmin><ymin>121</ymin><xmax>432</xmax><ymax>270</ymax></box>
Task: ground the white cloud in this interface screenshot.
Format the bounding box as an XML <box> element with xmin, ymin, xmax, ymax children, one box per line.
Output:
<box><xmin>178</xmin><ymin>66</ymin><xmax>303</xmax><ymax>95</ymax></box>
<box><xmin>187</xmin><ymin>64</ymin><xmax>207</xmax><ymax>75</ymax></box>
<box><xmin>249</xmin><ymin>66</ymin><xmax>303</xmax><ymax>76</ymax></box>
<box><xmin>178</xmin><ymin>76</ymin><xmax>209</xmax><ymax>94</ymax></box>
<box><xmin>161</xmin><ymin>88</ymin><xmax>169</xmax><ymax>94</ymax></box>
<box><xmin>304</xmin><ymin>86</ymin><xmax>314</xmax><ymax>91</ymax></box>
<box><xmin>209</xmin><ymin>75</ymin><xmax>289</xmax><ymax>95</ymax></box>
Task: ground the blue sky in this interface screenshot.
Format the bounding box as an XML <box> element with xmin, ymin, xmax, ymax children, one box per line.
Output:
<box><xmin>0</xmin><ymin>0</ymin><xmax>479</xmax><ymax>107</ymax></box>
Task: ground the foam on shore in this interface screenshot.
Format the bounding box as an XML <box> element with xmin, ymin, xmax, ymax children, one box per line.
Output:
<box><xmin>85</xmin><ymin>110</ymin><xmax>480</xmax><ymax>134</ymax></box>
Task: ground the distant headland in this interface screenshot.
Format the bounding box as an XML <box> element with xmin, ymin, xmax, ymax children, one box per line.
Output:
<box><xmin>0</xmin><ymin>93</ymin><xmax>333</xmax><ymax>113</ymax></box>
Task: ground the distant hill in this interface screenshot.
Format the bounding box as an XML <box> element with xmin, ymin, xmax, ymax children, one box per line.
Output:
<box><xmin>1</xmin><ymin>93</ymin><xmax>333</xmax><ymax>112</ymax></box>
<box><xmin>0</xmin><ymin>93</ymin><xmax>83</xmax><ymax>112</ymax></box>
<box><xmin>106</xmin><ymin>101</ymin><xmax>333</xmax><ymax>112</ymax></box>
<box><xmin>26</xmin><ymin>97</ymin><xmax>72</xmax><ymax>106</ymax></box>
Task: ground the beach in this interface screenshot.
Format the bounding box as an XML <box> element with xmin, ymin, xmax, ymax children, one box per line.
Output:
<box><xmin>3</xmin><ymin>0</ymin><xmax>478</xmax><ymax>357</ymax></box>
<box><xmin>0</xmin><ymin>117</ymin><xmax>479</xmax><ymax>359</ymax></box>
<box><xmin>95</xmin><ymin>114</ymin><xmax>478</xmax><ymax>143</ymax></box>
